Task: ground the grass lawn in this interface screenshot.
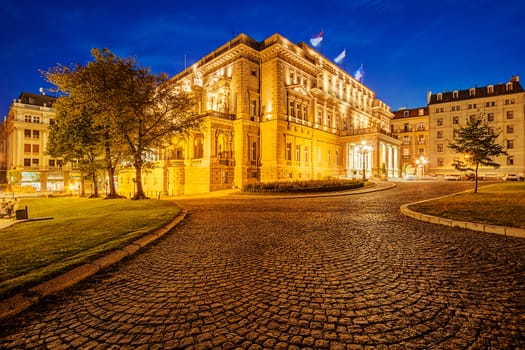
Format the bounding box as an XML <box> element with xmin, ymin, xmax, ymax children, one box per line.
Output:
<box><xmin>408</xmin><ymin>182</ymin><xmax>525</xmax><ymax>229</ymax></box>
<box><xmin>0</xmin><ymin>197</ymin><xmax>181</xmax><ymax>299</ymax></box>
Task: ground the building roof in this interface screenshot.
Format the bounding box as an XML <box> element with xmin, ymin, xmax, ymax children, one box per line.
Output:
<box><xmin>428</xmin><ymin>76</ymin><xmax>523</xmax><ymax>104</ymax></box>
<box><xmin>16</xmin><ymin>92</ymin><xmax>56</xmax><ymax>107</ymax></box>
<box><xmin>392</xmin><ymin>107</ymin><xmax>428</xmax><ymax>119</ymax></box>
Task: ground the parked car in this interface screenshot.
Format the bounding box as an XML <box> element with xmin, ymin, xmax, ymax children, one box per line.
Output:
<box><xmin>444</xmin><ymin>174</ymin><xmax>461</xmax><ymax>181</ymax></box>
<box><xmin>464</xmin><ymin>173</ymin><xmax>476</xmax><ymax>181</ymax></box>
<box><xmin>503</xmin><ymin>174</ymin><xmax>519</xmax><ymax>181</ymax></box>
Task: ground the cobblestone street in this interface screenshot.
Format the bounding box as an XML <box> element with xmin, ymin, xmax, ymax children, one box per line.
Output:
<box><xmin>1</xmin><ymin>182</ymin><xmax>524</xmax><ymax>349</ymax></box>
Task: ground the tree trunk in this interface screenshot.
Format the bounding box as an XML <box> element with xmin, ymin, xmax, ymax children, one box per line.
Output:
<box><xmin>89</xmin><ymin>172</ymin><xmax>100</xmax><ymax>198</ymax></box>
<box><xmin>132</xmin><ymin>164</ymin><xmax>148</xmax><ymax>200</ymax></box>
<box><xmin>80</xmin><ymin>171</ymin><xmax>86</xmax><ymax>197</ymax></box>
<box><xmin>474</xmin><ymin>162</ymin><xmax>479</xmax><ymax>194</ymax></box>
<box><xmin>104</xmin><ymin>146</ymin><xmax>124</xmax><ymax>199</ymax></box>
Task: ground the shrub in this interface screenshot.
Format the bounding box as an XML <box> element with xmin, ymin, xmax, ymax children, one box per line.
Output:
<box><xmin>242</xmin><ymin>179</ymin><xmax>365</xmax><ymax>193</ymax></box>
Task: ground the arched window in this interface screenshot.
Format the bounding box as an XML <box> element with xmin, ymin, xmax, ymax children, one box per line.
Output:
<box><xmin>194</xmin><ymin>136</ymin><xmax>204</xmax><ymax>159</ymax></box>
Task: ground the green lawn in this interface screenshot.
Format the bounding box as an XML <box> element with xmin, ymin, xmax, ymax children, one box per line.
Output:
<box><xmin>0</xmin><ymin>197</ymin><xmax>181</xmax><ymax>299</ymax></box>
<box><xmin>408</xmin><ymin>182</ymin><xmax>525</xmax><ymax>229</ymax></box>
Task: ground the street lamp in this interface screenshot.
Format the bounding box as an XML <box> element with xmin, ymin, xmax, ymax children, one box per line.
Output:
<box><xmin>415</xmin><ymin>156</ymin><xmax>427</xmax><ymax>178</ymax></box>
<box><xmin>355</xmin><ymin>140</ymin><xmax>373</xmax><ymax>181</ymax></box>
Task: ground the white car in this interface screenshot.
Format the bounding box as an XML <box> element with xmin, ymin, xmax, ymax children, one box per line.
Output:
<box><xmin>444</xmin><ymin>174</ymin><xmax>461</xmax><ymax>181</ymax></box>
<box><xmin>503</xmin><ymin>174</ymin><xmax>519</xmax><ymax>181</ymax></box>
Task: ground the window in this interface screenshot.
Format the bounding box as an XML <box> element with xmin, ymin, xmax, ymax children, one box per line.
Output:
<box><xmin>33</xmin><ymin>130</ymin><xmax>40</xmax><ymax>139</ymax></box>
<box><xmin>335</xmin><ymin>150</ymin><xmax>339</xmax><ymax>165</ymax></box>
<box><xmin>418</xmin><ymin>148</ymin><xmax>425</xmax><ymax>155</ymax></box>
<box><xmin>295</xmin><ymin>145</ymin><xmax>300</xmax><ymax>161</ymax></box>
<box><xmin>304</xmin><ymin>146</ymin><xmax>309</xmax><ymax>163</ymax></box>
<box><xmin>507</xmin><ymin>140</ymin><xmax>514</xmax><ymax>149</ymax></box>
<box><xmin>437</xmin><ymin>118</ymin><xmax>443</xmax><ymax>126</ymax></box>
<box><xmin>403</xmin><ymin>136</ymin><xmax>409</xmax><ymax>144</ymax></box>
<box><xmin>507</xmin><ymin>125</ymin><xmax>514</xmax><ymax>133</ymax></box>
<box><xmin>25</xmin><ymin>115</ymin><xmax>32</xmax><ymax>122</ymax></box>
<box><xmin>33</xmin><ymin>116</ymin><xmax>40</xmax><ymax>123</ymax></box>
<box><xmin>24</xmin><ymin>158</ymin><xmax>31</xmax><ymax>166</ymax></box>
<box><xmin>303</xmin><ymin>106</ymin><xmax>307</xmax><ymax>121</ymax></box>
<box><xmin>285</xmin><ymin>143</ymin><xmax>292</xmax><ymax>161</ymax></box>
<box><xmin>418</xmin><ymin>135</ymin><xmax>425</xmax><ymax>144</ymax></box>
<box><xmin>32</xmin><ymin>158</ymin><xmax>39</xmax><ymax>166</ymax></box>
<box><xmin>488</xmin><ymin>127</ymin><xmax>494</xmax><ymax>135</ymax></box>
<box><xmin>194</xmin><ymin>137</ymin><xmax>203</xmax><ymax>158</ymax></box>
<box><xmin>453</xmin><ymin>91</ymin><xmax>459</xmax><ymax>99</ymax></box>
<box><xmin>296</xmin><ymin>103</ymin><xmax>302</xmax><ymax>119</ymax></box>
<box><xmin>49</xmin><ymin>118</ymin><xmax>55</xmax><ymax>125</ymax></box>
<box><xmin>317</xmin><ymin>112</ymin><xmax>322</xmax><ymax>125</ymax></box>
<box><xmin>32</xmin><ymin>144</ymin><xmax>39</xmax><ymax>153</ymax></box>
<box><xmin>417</xmin><ymin>122</ymin><xmax>424</xmax><ymax>130</ymax></box>
<box><xmin>403</xmin><ymin>148</ymin><xmax>410</xmax><ymax>159</ymax></box>
<box><xmin>437</xmin><ymin>93</ymin><xmax>442</xmax><ymax>101</ymax></box>
<box><xmin>289</xmin><ymin>101</ymin><xmax>295</xmax><ymax>117</ymax></box>
<box><xmin>327</xmin><ymin>113</ymin><xmax>332</xmax><ymax>127</ymax></box>
<box><xmin>469</xmin><ymin>115</ymin><xmax>476</xmax><ymax>122</ymax></box>
<box><xmin>507</xmin><ymin>156</ymin><xmax>514</xmax><ymax>166</ymax></box>
<box><xmin>506</xmin><ymin>111</ymin><xmax>514</xmax><ymax>120</ymax></box>
<box><xmin>49</xmin><ymin>159</ymin><xmax>55</xmax><ymax>167</ymax></box>
<box><xmin>251</xmin><ymin>142</ymin><xmax>257</xmax><ymax>161</ymax></box>
<box><xmin>469</xmin><ymin>88</ymin><xmax>476</xmax><ymax>97</ymax></box>
<box><xmin>403</xmin><ymin>123</ymin><xmax>409</xmax><ymax>132</ymax></box>
<box><xmin>24</xmin><ymin>144</ymin><xmax>31</xmax><ymax>153</ymax></box>
<box><xmin>403</xmin><ymin>110</ymin><xmax>409</xmax><ymax>117</ymax></box>
<box><xmin>250</xmin><ymin>100</ymin><xmax>257</xmax><ymax>119</ymax></box>
<box><xmin>24</xmin><ymin>129</ymin><xmax>31</xmax><ymax>138</ymax></box>
<box><xmin>437</xmin><ymin>144</ymin><xmax>443</xmax><ymax>152</ymax></box>
<box><xmin>452</xmin><ymin>116</ymin><xmax>459</xmax><ymax>124</ymax></box>
<box><xmin>438</xmin><ymin>158</ymin><xmax>444</xmax><ymax>166</ymax></box>
<box><xmin>437</xmin><ymin>131</ymin><xmax>443</xmax><ymax>139</ymax></box>
<box><xmin>487</xmin><ymin>113</ymin><xmax>494</xmax><ymax>122</ymax></box>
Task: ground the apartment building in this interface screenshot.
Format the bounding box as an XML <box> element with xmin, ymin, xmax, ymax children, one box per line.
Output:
<box><xmin>0</xmin><ymin>92</ymin><xmax>79</xmax><ymax>192</ymax></box>
<box><xmin>427</xmin><ymin>76</ymin><xmax>524</xmax><ymax>177</ymax></box>
<box><xmin>391</xmin><ymin>107</ymin><xmax>429</xmax><ymax>176</ymax></box>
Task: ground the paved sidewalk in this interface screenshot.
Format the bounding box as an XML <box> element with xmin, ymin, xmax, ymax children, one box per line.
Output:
<box><xmin>1</xmin><ymin>182</ymin><xmax>523</xmax><ymax>348</ymax></box>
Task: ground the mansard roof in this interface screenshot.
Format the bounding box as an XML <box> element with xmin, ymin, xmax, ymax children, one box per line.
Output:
<box><xmin>428</xmin><ymin>77</ymin><xmax>523</xmax><ymax>104</ymax></box>
<box><xmin>17</xmin><ymin>92</ymin><xmax>56</xmax><ymax>107</ymax></box>
<box><xmin>392</xmin><ymin>107</ymin><xmax>428</xmax><ymax>119</ymax></box>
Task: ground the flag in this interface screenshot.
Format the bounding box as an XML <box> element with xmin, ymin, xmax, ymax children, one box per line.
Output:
<box><xmin>334</xmin><ymin>49</ymin><xmax>346</xmax><ymax>64</ymax></box>
<box><xmin>354</xmin><ymin>64</ymin><xmax>365</xmax><ymax>82</ymax></box>
<box><xmin>310</xmin><ymin>30</ymin><xmax>323</xmax><ymax>47</ymax></box>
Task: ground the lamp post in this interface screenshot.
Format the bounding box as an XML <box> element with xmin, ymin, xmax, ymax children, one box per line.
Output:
<box><xmin>415</xmin><ymin>156</ymin><xmax>427</xmax><ymax>178</ymax></box>
<box><xmin>355</xmin><ymin>140</ymin><xmax>373</xmax><ymax>181</ymax></box>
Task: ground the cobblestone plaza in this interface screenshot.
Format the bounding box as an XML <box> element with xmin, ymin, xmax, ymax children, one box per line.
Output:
<box><xmin>1</xmin><ymin>182</ymin><xmax>524</xmax><ymax>349</ymax></box>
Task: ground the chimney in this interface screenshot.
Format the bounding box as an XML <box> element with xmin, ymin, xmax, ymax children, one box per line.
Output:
<box><xmin>510</xmin><ymin>75</ymin><xmax>519</xmax><ymax>82</ymax></box>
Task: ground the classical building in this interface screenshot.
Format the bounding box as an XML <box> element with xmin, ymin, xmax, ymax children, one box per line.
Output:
<box><xmin>118</xmin><ymin>33</ymin><xmax>401</xmax><ymax>196</ymax></box>
<box><xmin>427</xmin><ymin>76</ymin><xmax>525</xmax><ymax>177</ymax></box>
<box><xmin>391</xmin><ymin>107</ymin><xmax>429</xmax><ymax>176</ymax></box>
<box><xmin>0</xmin><ymin>92</ymin><xmax>78</xmax><ymax>192</ymax></box>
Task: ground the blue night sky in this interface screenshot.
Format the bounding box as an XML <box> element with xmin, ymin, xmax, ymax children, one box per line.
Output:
<box><xmin>1</xmin><ymin>0</ymin><xmax>524</xmax><ymax>117</ymax></box>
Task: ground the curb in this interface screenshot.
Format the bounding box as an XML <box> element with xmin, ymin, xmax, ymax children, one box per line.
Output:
<box><xmin>0</xmin><ymin>210</ymin><xmax>187</xmax><ymax>321</ymax></box>
<box><xmin>400</xmin><ymin>201</ymin><xmax>525</xmax><ymax>239</ymax></box>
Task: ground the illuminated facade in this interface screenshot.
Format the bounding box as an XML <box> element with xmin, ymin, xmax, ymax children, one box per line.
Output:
<box><xmin>427</xmin><ymin>76</ymin><xmax>525</xmax><ymax>177</ymax></box>
<box><xmin>118</xmin><ymin>33</ymin><xmax>401</xmax><ymax>195</ymax></box>
<box><xmin>0</xmin><ymin>92</ymin><xmax>77</xmax><ymax>192</ymax></box>
<box><xmin>391</xmin><ymin>107</ymin><xmax>429</xmax><ymax>176</ymax></box>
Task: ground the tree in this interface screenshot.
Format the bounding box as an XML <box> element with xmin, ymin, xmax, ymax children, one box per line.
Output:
<box><xmin>46</xmin><ymin>101</ymin><xmax>105</xmax><ymax>197</ymax></box>
<box><xmin>448</xmin><ymin>114</ymin><xmax>507</xmax><ymax>193</ymax></box>
<box><xmin>43</xmin><ymin>48</ymin><xmax>200</xmax><ymax>199</ymax></box>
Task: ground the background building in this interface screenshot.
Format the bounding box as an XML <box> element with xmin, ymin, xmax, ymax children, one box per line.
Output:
<box><xmin>391</xmin><ymin>107</ymin><xmax>429</xmax><ymax>177</ymax></box>
<box><xmin>427</xmin><ymin>76</ymin><xmax>524</xmax><ymax>178</ymax></box>
<box><xmin>0</xmin><ymin>92</ymin><xmax>79</xmax><ymax>193</ymax></box>
<box><xmin>118</xmin><ymin>33</ymin><xmax>401</xmax><ymax>196</ymax></box>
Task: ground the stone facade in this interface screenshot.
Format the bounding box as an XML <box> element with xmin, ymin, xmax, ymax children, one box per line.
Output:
<box><xmin>118</xmin><ymin>33</ymin><xmax>401</xmax><ymax>195</ymax></box>
<box><xmin>427</xmin><ymin>76</ymin><xmax>525</xmax><ymax>178</ymax></box>
<box><xmin>0</xmin><ymin>92</ymin><xmax>78</xmax><ymax>193</ymax></box>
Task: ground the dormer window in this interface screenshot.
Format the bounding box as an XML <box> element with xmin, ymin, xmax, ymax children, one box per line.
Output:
<box><xmin>437</xmin><ymin>93</ymin><xmax>442</xmax><ymax>101</ymax></box>
<box><xmin>506</xmin><ymin>82</ymin><xmax>513</xmax><ymax>92</ymax></box>
<box><xmin>403</xmin><ymin>110</ymin><xmax>409</xmax><ymax>117</ymax></box>
<box><xmin>487</xmin><ymin>85</ymin><xmax>494</xmax><ymax>94</ymax></box>
<box><xmin>452</xmin><ymin>90</ymin><xmax>459</xmax><ymax>99</ymax></box>
<box><xmin>469</xmin><ymin>88</ymin><xmax>476</xmax><ymax>97</ymax></box>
